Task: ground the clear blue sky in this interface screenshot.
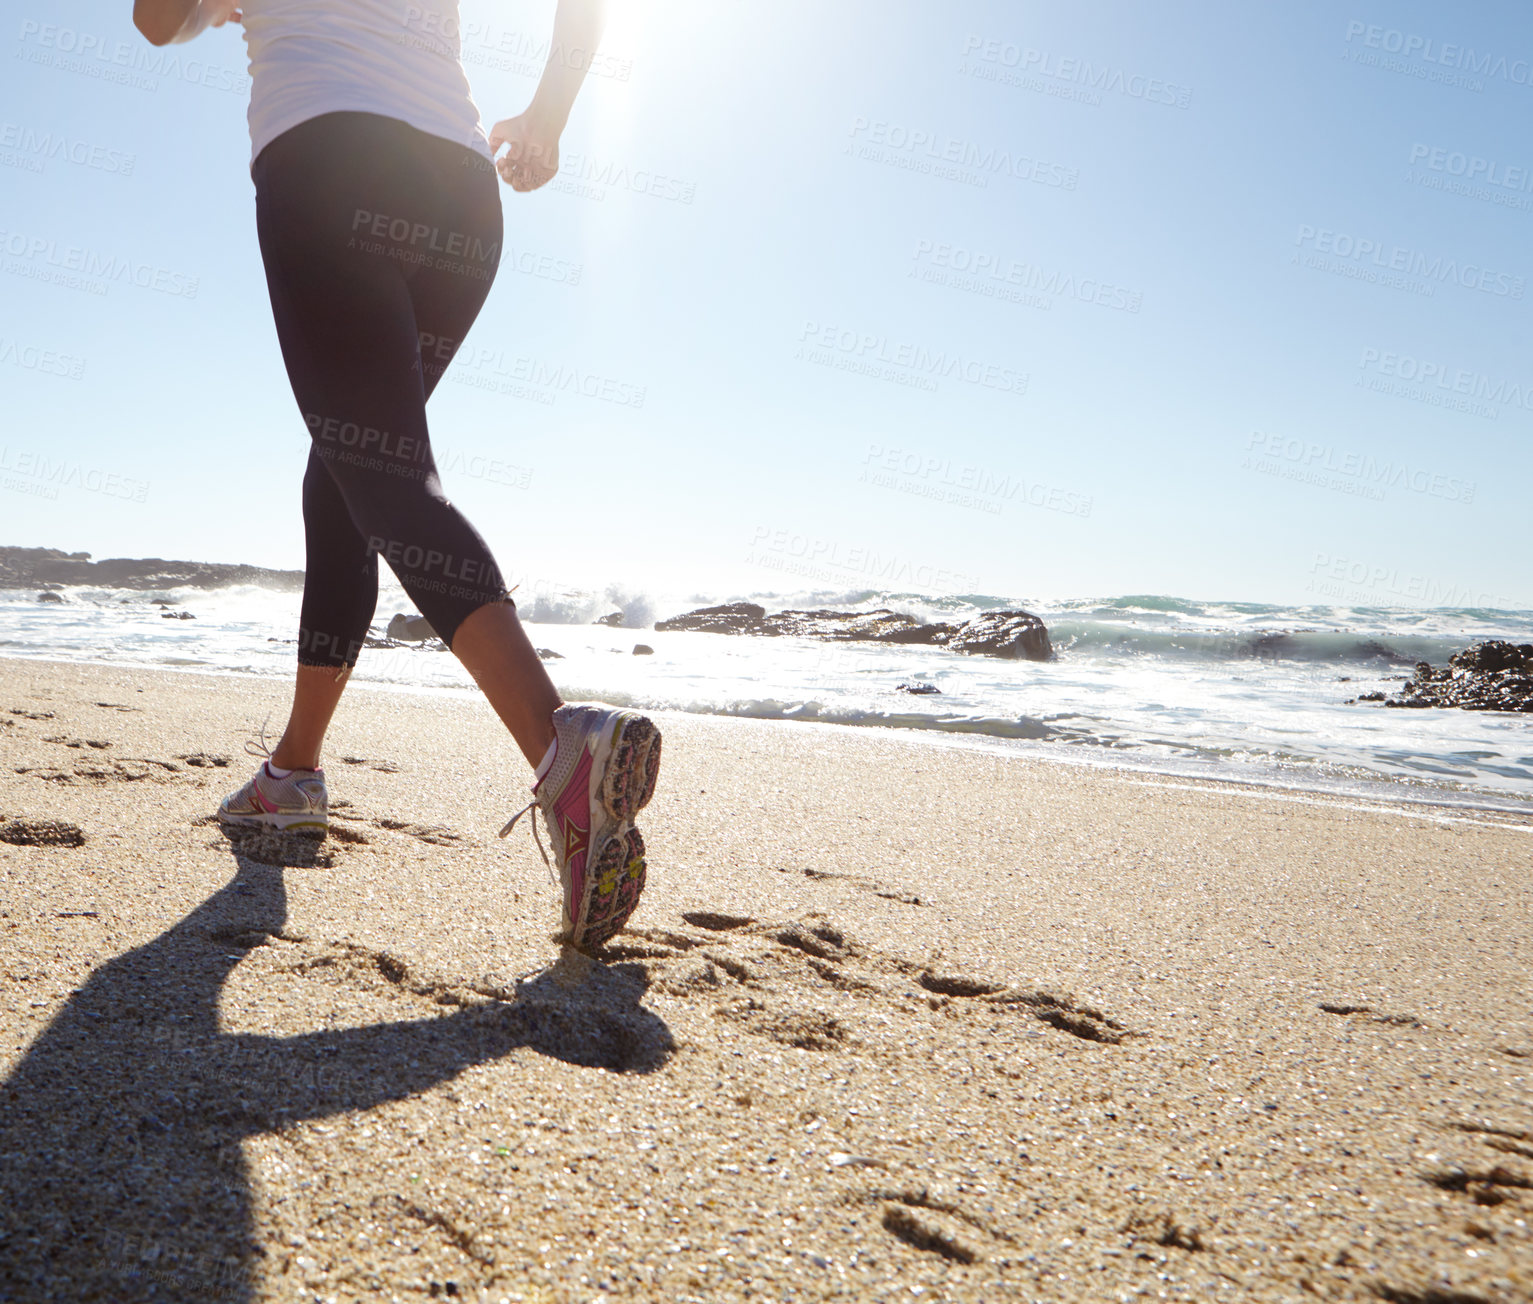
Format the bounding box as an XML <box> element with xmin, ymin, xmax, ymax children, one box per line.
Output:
<box><xmin>3</xmin><ymin>0</ymin><xmax>1529</xmax><ymax>609</ymax></box>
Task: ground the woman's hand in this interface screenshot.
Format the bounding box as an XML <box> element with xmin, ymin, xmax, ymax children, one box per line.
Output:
<box><xmin>489</xmin><ymin>1</ymin><xmax>603</xmax><ymax>193</ymax></box>
<box><xmin>134</xmin><ymin>0</ymin><xmax>241</xmax><ymax>45</ymax></box>
<box><xmin>201</xmin><ymin>0</ymin><xmax>243</xmax><ymax>29</ymax></box>
<box><xmin>488</xmin><ymin>113</ymin><xmax>562</xmax><ymax>193</ymax></box>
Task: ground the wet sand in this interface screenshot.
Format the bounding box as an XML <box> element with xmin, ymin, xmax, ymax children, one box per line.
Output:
<box><xmin>1</xmin><ymin>657</ymin><xmax>1530</xmax><ymax>1303</ymax></box>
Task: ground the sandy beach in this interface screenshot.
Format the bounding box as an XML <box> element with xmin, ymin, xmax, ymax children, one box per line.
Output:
<box><xmin>1</xmin><ymin>657</ymin><xmax>1529</xmax><ymax>1303</ymax></box>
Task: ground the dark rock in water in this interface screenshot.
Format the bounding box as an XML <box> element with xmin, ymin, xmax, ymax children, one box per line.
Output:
<box><xmin>1453</xmin><ymin>641</ymin><xmax>1533</xmax><ymax>674</ymax></box>
<box><xmin>758</xmin><ymin>608</ymin><xmax>940</xmax><ymax>644</ymax></box>
<box><xmin>896</xmin><ymin>682</ymin><xmax>941</xmax><ymax>695</ymax></box>
<box><xmin>36</xmin><ymin>591</ymin><xmax>63</xmax><ymax>603</ymax></box>
<box><xmin>1355</xmin><ymin>691</ymin><xmax>1385</xmax><ymax>702</ymax></box>
<box><xmin>633</xmin><ymin>644</ymin><xmax>654</xmax><ymax>655</ymax></box>
<box><xmin>386</xmin><ymin>612</ymin><xmax>437</xmax><ymax>641</ymax></box>
<box><xmin>536</xmin><ymin>647</ymin><xmax>563</xmax><ymax>660</ymax></box>
<box><xmin>0</xmin><ymin>545</ymin><xmax>305</xmax><ymax>591</ymax></box>
<box><xmin>945</xmin><ymin>610</ymin><xmax>1052</xmax><ymax>661</ymax></box>
<box><xmin>1378</xmin><ymin>641</ymin><xmax>1533</xmax><ymax>712</ymax></box>
<box><xmin>596</xmin><ymin>611</ymin><xmax>625</xmax><ymax>627</ymax></box>
<box><xmin>160</xmin><ymin>610</ymin><xmax>195</xmax><ymax>620</ymax></box>
<box><xmin>656</xmin><ymin>602</ymin><xmax>1052</xmax><ymax>661</ymax></box>
<box><xmin>1351</xmin><ymin>639</ymin><xmax>1413</xmax><ymax>663</ymax></box>
<box><xmin>656</xmin><ymin>602</ymin><xmax>767</xmax><ymax>635</ymax></box>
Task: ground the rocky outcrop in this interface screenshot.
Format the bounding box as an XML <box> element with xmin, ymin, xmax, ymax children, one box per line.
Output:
<box><xmin>943</xmin><ymin>610</ymin><xmax>1052</xmax><ymax>661</ymax></box>
<box><xmin>1380</xmin><ymin>641</ymin><xmax>1533</xmax><ymax>712</ymax></box>
<box><xmin>654</xmin><ymin>602</ymin><xmax>768</xmax><ymax>635</ymax></box>
<box><xmin>655</xmin><ymin>603</ymin><xmax>1053</xmax><ymax>661</ymax></box>
<box><xmin>767</xmin><ymin>609</ymin><xmax>950</xmax><ymax>645</ymax></box>
<box><xmin>0</xmin><ymin>546</ymin><xmax>304</xmax><ymax>591</ymax></box>
<box><xmin>386</xmin><ymin>612</ymin><xmax>438</xmax><ymax>642</ymax></box>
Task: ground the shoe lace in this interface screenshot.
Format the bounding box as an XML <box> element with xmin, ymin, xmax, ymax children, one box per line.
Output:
<box><xmin>243</xmin><ymin>714</ymin><xmax>276</xmax><ymax>762</ymax></box>
<box><xmin>499</xmin><ymin>800</ymin><xmax>558</xmax><ymax>887</ymax></box>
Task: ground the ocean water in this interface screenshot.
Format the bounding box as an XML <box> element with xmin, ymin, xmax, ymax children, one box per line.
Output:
<box><xmin>2</xmin><ymin>583</ymin><xmax>1531</xmax><ymax>812</ymax></box>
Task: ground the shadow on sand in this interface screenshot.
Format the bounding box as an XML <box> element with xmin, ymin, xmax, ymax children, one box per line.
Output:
<box><xmin>0</xmin><ymin>829</ymin><xmax>673</xmax><ymax>1301</ymax></box>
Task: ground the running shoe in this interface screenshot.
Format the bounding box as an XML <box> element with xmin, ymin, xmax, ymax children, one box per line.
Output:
<box><xmin>500</xmin><ymin>703</ymin><xmax>661</xmax><ymax>950</ymax></box>
<box><xmin>217</xmin><ymin>762</ymin><xmax>329</xmax><ymax>832</ymax></box>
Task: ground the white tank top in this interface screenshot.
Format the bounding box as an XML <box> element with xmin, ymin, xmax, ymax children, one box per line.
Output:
<box><xmin>241</xmin><ymin>0</ymin><xmax>493</xmax><ymax>167</ymax></box>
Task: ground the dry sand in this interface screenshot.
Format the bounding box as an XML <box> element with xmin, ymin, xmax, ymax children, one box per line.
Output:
<box><xmin>0</xmin><ymin>657</ymin><xmax>1530</xmax><ymax>1304</ymax></box>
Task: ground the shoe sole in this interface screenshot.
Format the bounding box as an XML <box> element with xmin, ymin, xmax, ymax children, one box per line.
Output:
<box><xmin>217</xmin><ymin>809</ymin><xmax>328</xmax><ymax>833</ymax></box>
<box><xmin>573</xmin><ymin>826</ymin><xmax>647</xmax><ymax>951</ymax></box>
<box><xmin>600</xmin><ymin>713</ymin><xmax>662</xmax><ymax>823</ymax></box>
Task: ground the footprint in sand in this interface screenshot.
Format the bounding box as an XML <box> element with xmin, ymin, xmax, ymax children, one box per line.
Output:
<box><xmin>775</xmin><ymin>922</ymin><xmax>851</xmax><ymax>961</ymax></box>
<box><xmin>16</xmin><ymin>757</ymin><xmax>184</xmax><ymax>787</ymax></box>
<box><xmin>778</xmin><ymin>866</ymin><xmax>928</xmax><ymax>907</ymax></box>
<box><xmin>1372</xmin><ymin>1283</ymin><xmax>1499</xmax><ymax>1304</ymax></box>
<box><xmin>618</xmin><ymin>910</ymin><xmax>1134</xmax><ymax>1054</ymax></box>
<box><xmin>987</xmin><ymin>988</ymin><xmax>1131</xmax><ymax>1045</ymax></box>
<box><xmin>369</xmin><ymin>818</ymin><xmax>464</xmax><ymax>846</ymax></box>
<box><xmin>881</xmin><ymin>1202</ymin><xmax>978</xmax><ymax>1264</ymax></box>
<box><xmin>1450</xmin><ymin>1122</ymin><xmax>1533</xmax><ymax>1162</ymax></box>
<box><xmin>861</xmin><ymin>1188</ymin><xmax>1014</xmax><ymax>1265</ymax></box>
<box><xmin>680</xmin><ymin>910</ymin><xmax>754</xmax><ymax>931</ymax></box>
<box><xmin>918</xmin><ymin>972</ymin><xmax>1007</xmax><ymax>998</ymax></box>
<box><xmin>1123</xmin><ymin>1209</ymin><xmax>1208</xmax><ymax>1253</ymax></box>
<box><xmin>341</xmin><ymin>756</ymin><xmax>401</xmax><ymax>773</ymax></box>
<box><xmin>207</xmin><ymin>822</ymin><xmax>340</xmax><ymax>869</ymax></box>
<box><xmin>915</xmin><ymin>969</ymin><xmax>1132</xmax><ymax>1045</ymax></box>
<box><xmin>1422</xmin><ymin>1163</ymin><xmax>1532</xmax><ymax>1206</ymax></box>
<box><xmin>718</xmin><ymin>1001</ymin><xmax>851</xmax><ymax>1052</ymax></box>
<box><xmin>1318</xmin><ymin>1001</ymin><xmax>1425</xmax><ymax>1029</ymax></box>
<box><xmin>0</xmin><ymin>817</ymin><xmax>86</xmax><ymax>847</ymax></box>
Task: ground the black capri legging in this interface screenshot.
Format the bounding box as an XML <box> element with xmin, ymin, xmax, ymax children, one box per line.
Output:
<box><xmin>253</xmin><ymin>111</ymin><xmax>509</xmax><ymax>668</ymax></box>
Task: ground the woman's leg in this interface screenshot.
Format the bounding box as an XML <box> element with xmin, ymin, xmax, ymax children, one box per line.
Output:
<box><xmin>253</xmin><ymin>112</ymin><xmax>560</xmax><ymax>770</ymax></box>
<box><xmin>265</xmin><ymin>449</ymin><xmax>379</xmax><ymax>770</ymax></box>
<box><xmin>401</xmin><ymin>139</ymin><xmax>560</xmax><ymax>765</ymax></box>
<box><xmin>451</xmin><ymin>602</ymin><xmax>558</xmax><ymax>763</ymax></box>
<box><xmin>268</xmin><ymin>664</ymin><xmax>351</xmax><ymax>771</ymax></box>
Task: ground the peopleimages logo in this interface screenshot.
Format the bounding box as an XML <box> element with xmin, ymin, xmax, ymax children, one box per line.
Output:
<box><xmin>1294</xmin><ymin>225</ymin><xmax>1524</xmax><ymax>298</ymax></box>
<box><xmin>0</xmin><ymin>447</ymin><xmax>149</xmax><ymax>502</ymax></box>
<box><xmin>1244</xmin><ymin>430</ymin><xmax>1475</xmax><ymax>504</ymax></box>
<box><xmin>399</xmin><ymin>6</ymin><xmax>633</xmax><ymax>81</ymax></box>
<box><xmin>859</xmin><ymin>443</ymin><xmax>1093</xmax><ymax>517</ymax></box>
<box><xmin>796</xmin><ymin>321</ymin><xmax>1029</xmax><ymax>397</ymax></box>
<box><xmin>17</xmin><ymin>20</ymin><xmax>251</xmax><ymax>94</ymax></box>
<box><xmin>912</xmin><ymin>240</ymin><xmax>1142</xmax><ymax>313</ymax></box>
<box><xmin>1408</xmin><ymin>143</ymin><xmax>1533</xmax><ymax>194</ymax></box>
<box><xmin>1343</xmin><ymin>20</ymin><xmax>1533</xmax><ymax>87</ymax></box>
<box><xmin>0</xmin><ymin>228</ymin><xmax>199</xmax><ymax>298</ymax></box>
<box><xmin>847</xmin><ymin>118</ymin><xmax>1079</xmax><ymax>190</ymax></box>
<box><xmin>1358</xmin><ymin>347</ymin><xmax>1533</xmax><ymax>412</ymax></box>
<box><xmin>0</xmin><ymin>123</ymin><xmax>136</xmax><ymax>176</ymax></box>
<box><xmin>1308</xmin><ymin>552</ymin><xmax>1511</xmax><ymax>609</ymax></box>
<box><xmin>0</xmin><ymin>337</ymin><xmax>85</xmax><ymax>379</ymax></box>
<box><xmin>747</xmin><ymin>525</ymin><xmax>979</xmax><ymax>594</ymax></box>
<box><xmin>959</xmin><ymin>37</ymin><xmax>1192</xmax><ymax>108</ymax></box>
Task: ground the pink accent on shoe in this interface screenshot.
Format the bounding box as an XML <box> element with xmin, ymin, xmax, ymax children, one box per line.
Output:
<box><xmin>544</xmin><ymin>746</ymin><xmax>594</xmax><ymax>920</ymax></box>
<box><xmin>249</xmin><ymin>772</ymin><xmax>276</xmax><ymax>814</ymax></box>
